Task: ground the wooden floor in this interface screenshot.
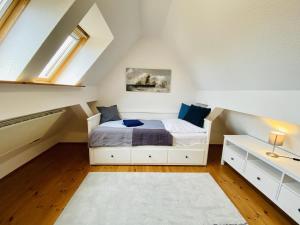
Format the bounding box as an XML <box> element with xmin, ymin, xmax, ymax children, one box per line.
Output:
<box><xmin>0</xmin><ymin>144</ymin><xmax>297</xmax><ymax>225</ymax></box>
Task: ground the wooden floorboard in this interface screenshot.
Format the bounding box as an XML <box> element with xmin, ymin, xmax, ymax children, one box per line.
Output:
<box><xmin>0</xmin><ymin>143</ymin><xmax>297</xmax><ymax>225</ymax></box>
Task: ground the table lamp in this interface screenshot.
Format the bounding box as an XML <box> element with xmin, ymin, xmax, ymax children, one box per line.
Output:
<box><xmin>266</xmin><ymin>131</ymin><xmax>286</xmax><ymax>158</ymax></box>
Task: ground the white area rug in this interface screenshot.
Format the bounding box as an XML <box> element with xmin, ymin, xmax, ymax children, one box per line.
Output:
<box><xmin>55</xmin><ymin>172</ymin><xmax>247</xmax><ymax>225</ymax></box>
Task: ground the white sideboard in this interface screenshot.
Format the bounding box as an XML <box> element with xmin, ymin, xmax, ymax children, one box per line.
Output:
<box><xmin>222</xmin><ymin>135</ymin><xmax>300</xmax><ymax>224</ymax></box>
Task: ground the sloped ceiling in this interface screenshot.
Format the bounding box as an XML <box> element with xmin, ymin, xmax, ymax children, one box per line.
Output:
<box><xmin>140</xmin><ymin>0</ymin><xmax>172</xmax><ymax>37</ymax></box>
<box><xmin>162</xmin><ymin>0</ymin><xmax>300</xmax><ymax>90</ymax></box>
<box><xmin>83</xmin><ymin>0</ymin><xmax>300</xmax><ymax>90</ymax></box>
<box><xmin>82</xmin><ymin>0</ymin><xmax>142</xmax><ymax>85</ymax></box>
<box><xmin>82</xmin><ymin>0</ymin><xmax>173</xmax><ymax>85</ymax></box>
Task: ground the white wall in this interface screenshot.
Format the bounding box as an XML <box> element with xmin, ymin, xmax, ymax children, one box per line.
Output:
<box><xmin>0</xmin><ymin>0</ymin><xmax>75</xmax><ymax>81</ymax></box>
<box><xmin>219</xmin><ymin>110</ymin><xmax>300</xmax><ymax>156</ymax></box>
<box><xmin>82</xmin><ymin>0</ymin><xmax>142</xmax><ymax>85</ymax></box>
<box><xmin>0</xmin><ymin>88</ymin><xmax>96</xmax><ymax>178</ymax></box>
<box><xmin>97</xmin><ymin>38</ymin><xmax>197</xmax><ymax>113</ymax></box>
<box><xmin>163</xmin><ymin>0</ymin><xmax>300</xmax><ymax>90</ymax></box>
<box><xmin>0</xmin><ymin>84</ymin><xmax>98</xmax><ymax>121</ymax></box>
<box><xmin>197</xmin><ymin>90</ymin><xmax>300</xmax><ymax>125</ymax></box>
<box><xmin>197</xmin><ymin>90</ymin><xmax>300</xmax><ymax>155</ymax></box>
<box><xmin>21</xmin><ymin>0</ymin><xmax>95</xmax><ymax>80</ymax></box>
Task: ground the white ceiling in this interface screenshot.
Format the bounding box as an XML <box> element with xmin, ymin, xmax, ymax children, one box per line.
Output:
<box><xmin>163</xmin><ymin>0</ymin><xmax>300</xmax><ymax>90</ymax></box>
<box><xmin>83</xmin><ymin>0</ymin><xmax>300</xmax><ymax>90</ymax></box>
<box><xmin>82</xmin><ymin>0</ymin><xmax>142</xmax><ymax>85</ymax></box>
<box><xmin>140</xmin><ymin>0</ymin><xmax>172</xmax><ymax>37</ymax></box>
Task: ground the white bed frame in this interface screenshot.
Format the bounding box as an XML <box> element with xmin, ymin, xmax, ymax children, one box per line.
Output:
<box><xmin>87</xmin><ymin>110</ymin><xmax>220</xmax><ymax>166</ymax></box>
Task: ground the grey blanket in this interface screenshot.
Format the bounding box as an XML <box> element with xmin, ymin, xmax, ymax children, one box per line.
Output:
<box><xmin>89</xmin><ymin>127</ymin><xmax>132</xmax><ymax>147</ymax></box>
<box><xmin>89</xmin><ymin>120</ymin><xmax>173</xmax><ymax>147</ymax></box>
<box><xmin>131</xmin><ymin>120</ymin><xmax>165</xmax><ymax>129</ymax></box>
<box><xmin>132</xmin><ymin>128</ymin><xmax>172</xmax><ymax>146</ymax></box>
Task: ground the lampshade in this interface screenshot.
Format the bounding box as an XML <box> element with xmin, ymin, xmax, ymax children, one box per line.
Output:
<box><xmin>268</xmin><ymin>131</ymin><xmax>286</xmax><ymax>146</ymax></box>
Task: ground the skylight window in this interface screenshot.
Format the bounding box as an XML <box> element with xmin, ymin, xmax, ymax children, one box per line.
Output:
<box><xmin>38</xmin><ymin>26</ymin><xmax>89</xmax><ymax>81</ymax></box>
<box><xmin>0</xmin><ymin>0</ymin><xmax>29</xmax><ymax>41</ymax></box>
<box><xmin>0</xmin><ymin>0</ymin><xmax>13</xmax><ymax>18</ymax></box>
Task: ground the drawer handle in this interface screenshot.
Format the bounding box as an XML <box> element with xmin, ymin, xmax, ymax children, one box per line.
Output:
<box><xmin>148</xmin><ymin>155</ymin><xmax>152</xmax><ymax>158</ymax></box>
<box><xmin>185</xmin><ymin>156</ymin><xmax>189</xmax><ymax>159</ymax></box>
<box><xmin>230</xmin><ymin>157</ymin><xmax>234</xmax><ymax>161</ymax></box>
<box><xmin>110</xmin><ymin>155</ymin><xmax>114</xmax><ymax>158</ymax></box>
<box><xmin>257</xmin><ymin>177</ymin><xmax>261</xmax><ymax>181</ymax></box>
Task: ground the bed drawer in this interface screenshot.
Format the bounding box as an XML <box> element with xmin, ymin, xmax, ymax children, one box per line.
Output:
<box><xmin>277</xmin><ymin>186</ymin><xmax>300</xmax><ymax>224</ymax></box>
<box><xmin>131</xmin><ymin>149</ymin><xmax>167</xmax><ymax>164</ymax></box>
<box><xmin>93</xmin><ymin>149</ymin><xmax>131</xmax><ymax>164</ymax></box>
<box><xmin>168</xmin><ymin>150</ymin><xmax>204</xmax><ymax>165</ymax></box>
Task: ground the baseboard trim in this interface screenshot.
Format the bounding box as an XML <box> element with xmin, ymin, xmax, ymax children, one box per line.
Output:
<box><xmin>60</xmin><ymin>132</ymin><xmax>87</xmax><ymax>143</ymax></box>
<box><xmin>0</xmin><ymin>134</ymin><xmax>61</xmax><ymax>179</ymax></box>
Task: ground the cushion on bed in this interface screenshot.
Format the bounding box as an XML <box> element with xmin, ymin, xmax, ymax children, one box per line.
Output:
<box><xmin>178</xmin><ymin>103</ymin><xmax>190</xmax><ymax>119</ymax></box>
<box><xmin>123</xmin><ymin>120</ymin><xmax>144</xmax><ymax>127</ymax></box>
<box><xmin>183</xmin><ymin>105</ymin><xmax>211</xmax><ymax>127</ymax></box>
<box><xmin>97</xmin><ymin>105</ymin><xmax>121</xmax><ymax>124</ymax></box>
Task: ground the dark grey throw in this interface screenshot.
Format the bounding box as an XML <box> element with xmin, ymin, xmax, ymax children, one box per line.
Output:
<box><xmin>89</xmin><ymin>127</ymin><xmax>132</xmax><ymax>147</ymax></box>
<box><xmin>132</xmin><ymin>128</ymin><xmax>173</xmax><ymax>146</ymax></box>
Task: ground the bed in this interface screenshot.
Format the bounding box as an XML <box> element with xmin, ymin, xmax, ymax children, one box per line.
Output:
<box><xmin>87</xmin><ymin>111</ymin><xmax>218</xmax><ymax>166</ymax></box>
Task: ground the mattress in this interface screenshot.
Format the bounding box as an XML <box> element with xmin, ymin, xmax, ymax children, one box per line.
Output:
<box><xmin>96</xmin><ymin>119</ymin><xmax>208</xmax><ymax>147</ymax></box>
<box><xmin>172</xmin><ymin>133</ymin><xmax>208</xmax><ymax>147</ymax></box>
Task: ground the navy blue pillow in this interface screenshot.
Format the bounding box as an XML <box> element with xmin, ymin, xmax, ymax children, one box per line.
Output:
<box><xmin>178</xmin><ymin>103</ymin><xmax>190</xmax><ymax>119</ymax></box>
<box><xmin>123</xmin><ymin>120</ymin><xmax>144</xmax><ymax>127</ymax></box>
<box><xmin>183</xmin><ymin>105</ymin><xmax>211</xmax><ymax>127</ymax></box>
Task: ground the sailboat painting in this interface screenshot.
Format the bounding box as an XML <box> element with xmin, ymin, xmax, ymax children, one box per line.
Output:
<box><xmin>126</xmin><ymin>68</ymin><xmax>171</xmax><ymax>93</ymax></box>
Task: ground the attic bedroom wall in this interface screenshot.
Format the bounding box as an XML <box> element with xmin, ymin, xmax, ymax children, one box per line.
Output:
<box><xmin>0</xmin><ymin>0</ymin><xmax>100</xmax><ymax>178</ymax></box>
<box><xmin>97</xmin><ymin>38</ymin><xmax>197</xmax><ymax>113</ymax></box>
<box><xmin>0</xmin><ymin>0</ymin><xmax>75</xmax><ymax>81</ymax></box>
<box><xmin>152</xmin><ymin>0</ymin><xmax>300</xmax><ymax>154</ymax></box>
<box><xmin>161</xmin><ymin>0</ymin><xmax>300</xmax><ymax>121</ymax></box>
<box><xmin>0</xmin><ymin>0</ymin><xmax>99</xmax><ymax>121</ymax></box>
<box><xmin>221</xmin><ymin>110</ymin><xmax>300</xmax><ymax>156</ymax></box>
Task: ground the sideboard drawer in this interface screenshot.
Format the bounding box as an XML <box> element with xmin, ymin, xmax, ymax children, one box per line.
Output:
<box><xmin>223</xmin><ymin>147</ymin><xmax>245</xmax><ymax>173</ymax></box>
<box><xmin>245</xmin><ymin>161</ymin><xmax>279</xmax><ymax>200</ymax></box>
<box><xmin>131</xmin><ymin>150</ymin><xmax>167</xmax><ymax>164</ymax></box>
<box><xmin>277</xmin><ymin>186</ymin><xmax>300</xmax><ymax>224</ymax></box>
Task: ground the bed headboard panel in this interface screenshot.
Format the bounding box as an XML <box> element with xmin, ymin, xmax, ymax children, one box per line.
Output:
<box><xmin>120</xmin><ymin>112</ymin><xmax>177</xmax><ymax>120</ymax></box>
<box><xmin>87</xmin><ymin>113</ymin><xmax>100</xmax><ymax>136</ymax></box>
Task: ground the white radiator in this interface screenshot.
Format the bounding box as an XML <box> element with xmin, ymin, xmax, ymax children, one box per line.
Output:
<box><xmin>0</xmin><ymin>109</ymin><xmax>65</xmax><ymax>158</ymax></box>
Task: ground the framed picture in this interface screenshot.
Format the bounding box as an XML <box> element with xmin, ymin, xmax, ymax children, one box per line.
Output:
<box><xmin>126</xmin><ymin>68</ymin><xmax>171</xmax><ymax>93</ymax></box>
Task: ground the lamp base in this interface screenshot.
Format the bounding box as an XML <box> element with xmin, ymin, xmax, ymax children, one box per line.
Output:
<box><xmin>266</xmin><ymin>152</ymin><xmax>279</xmax><ymax>158</ymax></box>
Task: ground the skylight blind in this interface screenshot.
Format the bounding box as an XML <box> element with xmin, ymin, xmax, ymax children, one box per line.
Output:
<box><xmin>0</xmin><ymin>0</ymin><xmax>13</xmax><ymax>18</ymax></box>
<box><xmin>39</xmin><ymin>26</ymin><xmax>88</xmax><ymax>79</ymax></box>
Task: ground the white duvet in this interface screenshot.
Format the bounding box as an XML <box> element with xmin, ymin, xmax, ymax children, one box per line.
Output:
<box><xmin>161</xmin><ymin>119</ymin><xmax>206</xmax><ymax>133</ymax></box>
<box><xmin>100</xmin><ymin>119</ymin><xmax>207</xmax><ymax>147</ymax></box>
<box><xmin>162</xmin><ymin>119</ymin><xmax>208</xmax><ymax>146</ymax></box>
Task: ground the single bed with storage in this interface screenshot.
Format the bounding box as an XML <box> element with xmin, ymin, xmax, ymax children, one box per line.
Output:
<box><xmin>87</xmin><ymin>113</ymin><xmax>213</xmax><ymax>166</ymax></box>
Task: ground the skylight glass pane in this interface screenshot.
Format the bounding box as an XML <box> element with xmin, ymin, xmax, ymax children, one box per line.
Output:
<box><xmin>39</xmin><ymin>34</ymin><xmax>79</xmax><ymax>79</ymax></box>
<box><xmin>0</xmin><ymin>0</ymin><xmax>13</xmax><ymax>18</ymax></box>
